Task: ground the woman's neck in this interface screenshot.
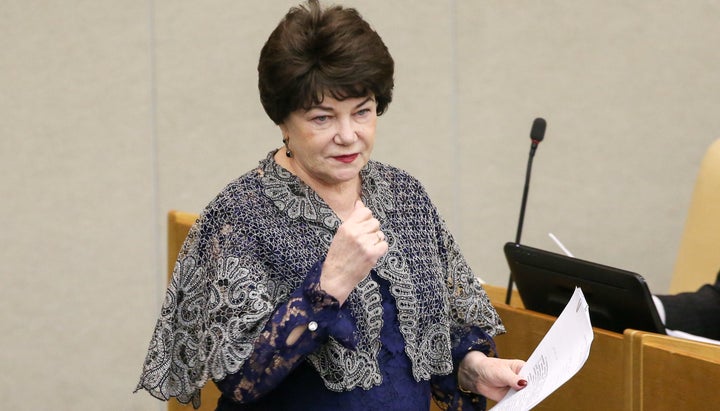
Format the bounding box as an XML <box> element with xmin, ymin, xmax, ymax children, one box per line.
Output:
<box><xmin>274</xmin><ymin>149</ymin><xmax>362</xmax><ymax>220</ymax></box>
<box><xmin>318</xmin><ymin>181</ymin><xmax>361</xmax><ymax>221</ymax></box>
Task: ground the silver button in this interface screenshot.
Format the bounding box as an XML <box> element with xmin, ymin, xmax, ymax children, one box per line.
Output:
<box><xmin>308</xmin><ymin>321</ymin><xmax>318</xmax><ymax>331</ymax></box>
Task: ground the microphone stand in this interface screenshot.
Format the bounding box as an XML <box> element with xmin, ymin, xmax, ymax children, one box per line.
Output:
<box><xmin>505</xmin><ymin>143</ymin><xmax>538</xmax><ymax>305</ymax></box>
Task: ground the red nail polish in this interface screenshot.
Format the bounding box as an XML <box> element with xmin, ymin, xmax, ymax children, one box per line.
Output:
<box><xmin>518</xmin><ymin>379</ymin><xmax>528</xmax><ymax>387</ymax></box>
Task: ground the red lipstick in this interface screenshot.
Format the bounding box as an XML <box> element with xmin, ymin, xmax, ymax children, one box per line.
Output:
<box><xmin>334</xmin><ymin>154</ymin><xmax>359</xmax><ymax>163</ymax></box>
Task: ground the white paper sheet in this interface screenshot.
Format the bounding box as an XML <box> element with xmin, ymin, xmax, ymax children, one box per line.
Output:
<box><xmin>490</xmin><ymin>287</ymin><xmax>594</xmax><ymax>411</ymax></box>
<box><xmin>665</xmin><ymin>328</ymin><xmax>720</xmax><ymax>345</ymax></box>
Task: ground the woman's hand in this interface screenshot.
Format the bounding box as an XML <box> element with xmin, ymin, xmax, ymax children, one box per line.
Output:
<box><xmin>458</xmin><ymin>351</ymin><xmax>527</xmax><ymax>401</ymax></box>
<box><xmin>321</xmin><ymin>200</ymin><xmax>388</xmax><ymax>304</ymax></box>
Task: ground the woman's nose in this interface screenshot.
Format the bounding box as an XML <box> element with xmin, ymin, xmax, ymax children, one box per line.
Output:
<box><xmin>334</xmin><ymin>118</ymin><xmax>357</xmax><ymax>144</ymax></box>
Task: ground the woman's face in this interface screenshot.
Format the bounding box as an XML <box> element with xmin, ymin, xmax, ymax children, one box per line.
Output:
<box><xmin>280</xmin><ymin>94</ymin><xmax>377</xmax><ymax>189</ymax></box>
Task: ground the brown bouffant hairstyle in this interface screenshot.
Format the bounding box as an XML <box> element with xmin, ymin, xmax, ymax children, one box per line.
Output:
<box><xmin>258</xmin><ymin>0</ymin><xmax>394</xmax><ymax>125</ymax></box>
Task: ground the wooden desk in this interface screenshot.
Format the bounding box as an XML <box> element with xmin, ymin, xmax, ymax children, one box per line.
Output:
<box><xmin>489</xmin><ymin>303</ymin><xmax>625</xmax><ymax>411</ymax></box>
<box><xmin>624</xmin><ymin>329</ymin><xmax>720</xmax><ymax>410</ymax></box>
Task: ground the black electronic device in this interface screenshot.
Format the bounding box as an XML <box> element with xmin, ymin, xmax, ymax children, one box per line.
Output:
<box><xmin>504</xmin><ymin>242</ymin><xmax>666</xmax><ymax>334</ymax></box>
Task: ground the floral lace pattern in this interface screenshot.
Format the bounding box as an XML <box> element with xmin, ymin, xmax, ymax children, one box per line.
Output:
<box><xmin>136</xmin><ymin>151</ymin><xmax>505</xmax><ymax>407</ymax></box>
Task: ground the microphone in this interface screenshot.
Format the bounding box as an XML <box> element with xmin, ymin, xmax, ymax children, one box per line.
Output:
<box><xmin>505</xmin><ymin>117</ymin><xmax>547</xmax><ymax>304</ymax></box>
<box><xmin>529</xmin><ymin>117</ymin><xmax>546</xmax><ymax>154</ymax></box>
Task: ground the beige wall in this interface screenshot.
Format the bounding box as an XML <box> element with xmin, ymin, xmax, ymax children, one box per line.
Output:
<box><xmin>1</xmin><ymin>1</ymin><xmax>719</xmax><ymax>409</ymax></box>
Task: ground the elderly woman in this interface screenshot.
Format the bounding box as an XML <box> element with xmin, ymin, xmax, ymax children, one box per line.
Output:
<box><xmin>136</xmin><ymin>1</ymin><xmax>525</xmax><ymax>410</ymax></box>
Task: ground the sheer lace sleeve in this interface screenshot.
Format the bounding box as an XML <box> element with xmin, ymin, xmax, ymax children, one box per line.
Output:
<box><xmin>215</xmin><ymin>260</ymin><xmax>356</xmax><ymax>404</ymax></box>
<box><xmin>430</xmin><ymin>326</ymin><xmax>497</xmax><ymax>410</ymax></box>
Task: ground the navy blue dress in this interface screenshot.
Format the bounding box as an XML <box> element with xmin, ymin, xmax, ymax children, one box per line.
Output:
<box><xmin>216</xmin><ymin>273</ymin><xmax>433</xmax><ymax>410</ymax></box>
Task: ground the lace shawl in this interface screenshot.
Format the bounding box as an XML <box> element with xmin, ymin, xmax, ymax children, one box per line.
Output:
<box><xmin>136</xmin><ymin>151</ymin><xmax>505</xmax><ymax>405</ymax></box>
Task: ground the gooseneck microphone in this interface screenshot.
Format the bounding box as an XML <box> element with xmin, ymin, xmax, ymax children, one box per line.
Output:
<box><xmin>505</xmin><ymin>117</ymin><xmax>547</xmax><ymax>305</ymax></box>
<box><xmin>517</xmin><ymin>117</ymin><xmax>546</xmax><ymax>244</ymax></box>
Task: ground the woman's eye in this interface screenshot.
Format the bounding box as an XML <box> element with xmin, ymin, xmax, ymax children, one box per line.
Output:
<box><xmin>356</xmin><ymin>109</ymin><xmax>371</xmax><ymax>116</ymax></box>
<box><xmin>313</xmin><ymin>115</ymin><xmax>329</xmax><ymax>123</ymax></box>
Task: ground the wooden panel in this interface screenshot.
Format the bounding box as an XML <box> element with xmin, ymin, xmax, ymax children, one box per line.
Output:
<box><xmin>167</xmin><ymin>210</ymin><xmax>198</xmax><ymax>275</ymax></box>
<box><xmin>489</xmin><ymin>304</ymin><xmax>625</xmax><ymax>411</ymax></box>
<box><xmin>625</xmin><ymin>329</ymin><xmax>720</xmax><ymax>410</ymax></box>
